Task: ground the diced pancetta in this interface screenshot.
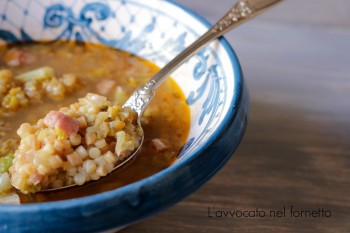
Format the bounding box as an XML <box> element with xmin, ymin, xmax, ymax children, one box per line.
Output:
<box><xmin>151</xmin><ymin>138</ymin><xmax>170</xmax><ymax>152</ymax></box>
<box><xmin>3</xmin><ymin>48</ymin><xmax>36</xmax><ymax>66</ymax></box>
<box><xmin>96</xmin><ymin>79</ymin><xmax>117</xmax><ymax>96</ymax></box>
<box><xmin>43</xmin><ymin>111</ymin><xmax>79</xmax><ymax>135</ymax></box>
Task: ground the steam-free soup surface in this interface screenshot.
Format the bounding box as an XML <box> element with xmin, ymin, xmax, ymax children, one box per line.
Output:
<box><xmin>0</xmin><ymin>42</ymin><xmax>190</xmax><ymax>203</ymax></box>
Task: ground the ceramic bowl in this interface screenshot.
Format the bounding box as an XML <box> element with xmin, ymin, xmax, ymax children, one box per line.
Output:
<box><xmin>0</xmin><ymin>0</ymin><xmax>249</xmax><ymax>232</ymax></box>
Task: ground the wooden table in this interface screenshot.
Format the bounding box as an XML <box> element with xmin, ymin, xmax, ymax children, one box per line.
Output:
<box><xmin>122</xmin><ymin>1</ymin><xmax>350</xmax><ymax>232</ymax></box>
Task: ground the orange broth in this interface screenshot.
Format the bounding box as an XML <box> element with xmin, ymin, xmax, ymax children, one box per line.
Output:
<box><xmin>0</xmin><ymin>42</ymin><xmax>190</xmax><ymax>203</ymax></box>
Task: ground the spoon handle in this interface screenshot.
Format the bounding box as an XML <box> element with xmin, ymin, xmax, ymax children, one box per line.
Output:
<box><xmin>123</xmin><ymin>0</ymin><xmax>283</xmax><ymax>116</ymax></box>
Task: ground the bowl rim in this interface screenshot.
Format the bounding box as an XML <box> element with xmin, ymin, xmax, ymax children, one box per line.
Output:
<box><xmin>0</xmin><ymin>0</ymin><xmax>244</xmax><ymax>214</ymax></box>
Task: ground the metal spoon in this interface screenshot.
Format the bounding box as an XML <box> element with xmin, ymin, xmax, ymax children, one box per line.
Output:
<box><xmin>42</xmin><ymin>0</ymin><xmax>283</xmax><ymax>192</ymax></box>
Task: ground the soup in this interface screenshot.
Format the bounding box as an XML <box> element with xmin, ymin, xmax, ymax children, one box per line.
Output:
<box><xmin>0</xmin><ymin>42</ymin><xmax>190</xmax><ymax>203</ymax></box>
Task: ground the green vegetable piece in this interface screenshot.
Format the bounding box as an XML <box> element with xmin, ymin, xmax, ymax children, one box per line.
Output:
<box><xmin>15</xmin><ymin>66</ymin><xmax>55</xmax><ymax>82</ymax></box>
<box><xmin>0</xmin><ymin>153</ymin><xmax>14</xmax><ymax>174</ymax></box>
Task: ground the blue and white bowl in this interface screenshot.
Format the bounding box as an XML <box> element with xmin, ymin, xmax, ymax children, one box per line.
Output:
<box><xmin>0</xmin><ymin>0</ymin><xmax>249</xmax><ymax>232</ymax></box>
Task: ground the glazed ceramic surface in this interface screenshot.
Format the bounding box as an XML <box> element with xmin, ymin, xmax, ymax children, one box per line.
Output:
<box><xmin>0</xmin><ymin>0</ymin><xmax>249</xmax><ymax>232</ymax></box>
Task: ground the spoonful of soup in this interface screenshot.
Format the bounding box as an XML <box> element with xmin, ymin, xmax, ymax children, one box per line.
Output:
<box><xmin>9</xmin><ymin>0</ymin><xmax>283</xmax><ymax>193</ymax></box>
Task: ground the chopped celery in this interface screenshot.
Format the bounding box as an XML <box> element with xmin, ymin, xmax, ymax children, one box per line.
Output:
<box><xmin>15</xmin><ymin>66</ymin><xmax>55</xmax><ymax>82</ymax></box>
<box><xmin>0</xmin><ymin>153</ymin><xmax>14</xmax><ymax>174</ymax></box>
